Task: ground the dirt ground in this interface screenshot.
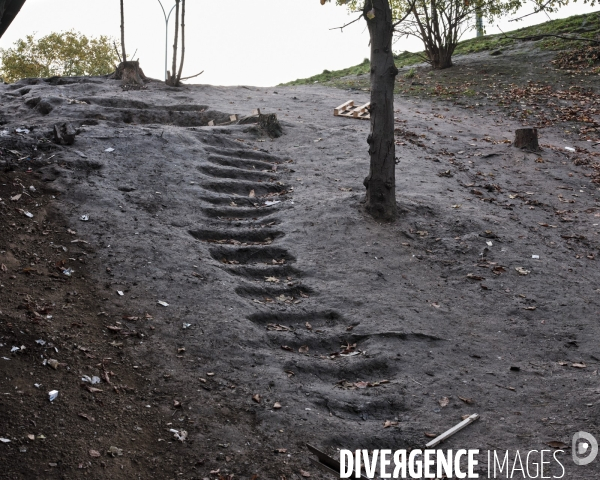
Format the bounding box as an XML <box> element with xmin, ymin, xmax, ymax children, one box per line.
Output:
<box><xmin>1</xmin><ymin>44</ymin><xmax>600</xmax><ymax>480</ymax></box>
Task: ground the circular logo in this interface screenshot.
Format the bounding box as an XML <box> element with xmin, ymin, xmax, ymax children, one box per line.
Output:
<box><xmin>572</xmin><ymin>432</ymin><xmax>598</xmax><ymax>466</ymax></box>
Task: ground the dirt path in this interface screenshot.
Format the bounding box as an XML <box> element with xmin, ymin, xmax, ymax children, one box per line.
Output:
<box><xmin>1</xmin><ymin>61</ymin><xmax>599</xmax><ymax>479</ymax></box>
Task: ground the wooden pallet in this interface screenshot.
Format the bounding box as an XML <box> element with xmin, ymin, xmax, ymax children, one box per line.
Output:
<box><xmin>334</xmin><ymin>100</ymin><xmax>370</xmax><ymax>120</ymax></box>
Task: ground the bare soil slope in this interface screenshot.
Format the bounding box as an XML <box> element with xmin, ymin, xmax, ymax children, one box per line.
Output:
<box><xmin>1</xmin><ymin>46</ymin><xmax>600</xmax><ymax>479</ymax></box>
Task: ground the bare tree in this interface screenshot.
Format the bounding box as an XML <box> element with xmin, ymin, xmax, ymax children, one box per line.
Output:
<box><xmin>167</xmin><ymin>0</ymin><xmax>180</xmax><ymax>85</ymax></box>
<box><xmin>166</xmin><ymin>0</ymin><xmax>202</xmax><ymax>87</ymax></box>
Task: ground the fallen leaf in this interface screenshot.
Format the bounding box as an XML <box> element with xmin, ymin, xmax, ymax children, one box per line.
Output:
<box><xmin>424</xmin><ymin>432</ymin><xmax>437</xmax><ymax>438</ymax></box>
<box><xmin>273</xmin><ymin>402</ymin><xmax>281</xmax><ymax>409</ymax></box>
<box><xmin>383</xmin><ymin>420</ymin><xmax>398</xmax><ymax>428</ymax></box>
<box><xmin>439</xmin><ymin>396</ymin><xmax>450</xmax><ymax>407</ymax></box>
<box><xmin>515</xmin><ymin>267</ymin><xmax>530</xmax><ymax>275</ymax></box>
<box><xmin>78</xmin><ymin>413</ymin><xmax>95</xmax><ymax>422</ymax></box>
<box><xmin>89</xmin><ymin>449</ymin><xmax>101</xmax><ymax>458</ymax></box>
<box><xmin>249</xmin><ymin>189</ymin><xmax>255</xmax><ymax>198</ymax></box>
<box><xmin>252</xmin><ymin>394</ymin><xmax>261</xmax><ymax>403</ymax></box>
<box><xmin>305</xmin><ymin>322</ymin><xmax>312</xmax><ymax>330</ymax></box>
<box><xmin>265</xmin><ymin>276</ymin><xmax>279</xmax><ymax>283</ymax></box>
<box><xmin>300</xmin><ymin>470</ymin><xmax>311</xmax><ymax>478</ymax></box>
<box><xmin>467</xmin><ymin>273</ymin><xmax>484</xmax><ymax>281</ymax></box>
<box><xmin>459</xmin><ymin>396</ymin><xmax>474</xmax><ymax>404</ymax></box>
<box><xmin>275</xmin><ymin>448</ymin><xmax>287</xmax><ymax>453</ymax></box>
<box><xmin>572</xmin><ymin>363</ymin><xmax>587</xmax><ymax>369</ymax></box>
<box><xmin>298</xmin><ymin>345</ymin><xmax>309</xmax><ymax>354</ymax></box>
<box><xmin>280</xmin><ymin>345</ymin><xmax>292</xmax><ymax>351</ymax></box>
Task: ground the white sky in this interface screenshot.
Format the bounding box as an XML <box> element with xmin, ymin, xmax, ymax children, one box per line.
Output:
<box><xmin>0</xmin><ymin>0</ymin><xmax>597</xmax><ymax>86</ymax></box>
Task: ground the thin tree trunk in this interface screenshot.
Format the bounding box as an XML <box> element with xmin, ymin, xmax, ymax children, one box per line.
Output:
<box><xmin>363</xmin><ymin>0</ymin><xmax>398</xmax><ymax>221</ymax></box>
<box><xmin>176</xmin><ymin>0</ymin><xmax>186</xmax><ymax>83</ymax></box>
<box><xmin>169</xmin><ymin>0</ymin><xmax>180</xmax><ymax>85</ymax></box>
<box><xmin>120</xmin><ymin>0</ymin><xmax>126</xmax><ymax>61</ymax></box>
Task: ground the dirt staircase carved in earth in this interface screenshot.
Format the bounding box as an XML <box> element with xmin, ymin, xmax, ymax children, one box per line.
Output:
<box><xmin>189</xmin><ymin>142</ymin><xmax>411</xmax><ymax>422</ymax></box>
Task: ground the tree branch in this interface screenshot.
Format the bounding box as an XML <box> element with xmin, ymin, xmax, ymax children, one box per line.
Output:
<box><xmin>179</xmin><ymin>70</ymin><xmax>204</xmax><ymax>81</ymax></box>
<box><xmin>330</xmin><ymin>13</ymin><xmax>363</xmax><ymax>31</ymax></box>
<box><xmin>113</xmin><ymin>41</ymin><xmax>122</xmax><ymax>63</ymax></box>
<box><xmin>508</xmin><ymin>0</ymin><xmax>553</xmax><ymax>22</ymax></box>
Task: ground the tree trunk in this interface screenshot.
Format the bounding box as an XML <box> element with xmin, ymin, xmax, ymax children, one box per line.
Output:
<box><xmin>430</xmin><ymin>53</ymin><xmax>453</xmax><ymax>69</ymax></box>
<box><xmin>428</xmin><ymin>45</ymin><xmax>454</xmax><ymax>69</ymax></box>
<box><xmin>176</xmin><ymin>0</ymin><xmax>186</xmax><ymax>83</ymax></box>
<box><xmin>120</xmin><ymin>0</ymin><xmax>126</xmax><ymax>61</ymax></box>
<box><xmin>0</xmin><ymin>0</ymin><xmax>27</xmax><ymax>40</ymax></box>
<box><xmin>513</xmin><ymin>127</ymin><xmax>539</xmax><ymax>150</ymax></box>
<box><xmin>363</xmin><ymin>0</ymin><xmax>398</xmax><ymax>221</ymax></box>
<box><xmin>167</xmin><ymin>0</ymin><xmax>180</xmax><ymax>86</ymax></box>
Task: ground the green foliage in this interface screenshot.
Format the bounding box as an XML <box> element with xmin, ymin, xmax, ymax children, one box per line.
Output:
<box><xmin>0</xmin><ymin>31</ymin><xmax>119</xmax><ymax>83</ymax></box>
<box><xmin>404</xmin><ymin>67</ymin><xmax>416</xmax><ymax>78</ymax></box>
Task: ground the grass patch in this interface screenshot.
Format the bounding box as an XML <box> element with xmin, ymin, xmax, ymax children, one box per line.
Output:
<box><xmin>284</xmin><ymin>10</ymin><xmax>600</xmax><ymax>86</ymax></box>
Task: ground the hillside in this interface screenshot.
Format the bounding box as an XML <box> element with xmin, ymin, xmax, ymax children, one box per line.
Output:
<box><xmin>286</xmin><ymin>10</ymin><xmax>600</xmax><ymax>91</ymax></box>
<box><xmin>1</xmin><ymin>11</ymin><xmax>600</xmax><ymax>479</ymax></box>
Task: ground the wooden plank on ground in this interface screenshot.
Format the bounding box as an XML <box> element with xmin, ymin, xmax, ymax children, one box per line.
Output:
<box><xmin>334</xmin><ymin>100</ymin><xmax>354</xmax><ymax>116</ymax></box>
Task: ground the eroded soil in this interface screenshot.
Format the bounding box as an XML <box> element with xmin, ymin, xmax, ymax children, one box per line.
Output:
<box><xmin>1</xmin><ymin>47</ymin><xmax>600</xmax><ymax>479</ymax></box>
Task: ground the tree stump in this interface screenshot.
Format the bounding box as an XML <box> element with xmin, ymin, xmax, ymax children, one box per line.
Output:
<box><xmin>110</xmin><ymin>61</ymin><xmax>148</xmax><ymax>87</ymax></box>
<box><xmin>514</xmin><ymin>128</ymin><xmax>539</xmax><ymax>151</ymax></box>
<box><xmin>238</xmin><ymin>113</ymin><xmax>283</xmax><ymax>138</ymax></box>
<box><xmin>258</xmin><ymin>113</ymin><xmax>283</xmax><ymax>138</ymax></box>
